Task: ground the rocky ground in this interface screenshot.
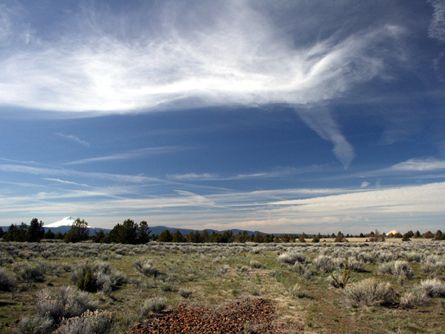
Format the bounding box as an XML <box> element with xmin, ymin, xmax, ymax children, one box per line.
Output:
<box><xmin>125</xmin><ymin>297</ymin><xmax>295</xmax><ymax>334</ymax></box>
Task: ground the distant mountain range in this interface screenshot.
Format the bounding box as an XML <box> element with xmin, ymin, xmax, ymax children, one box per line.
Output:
<box><xmin>149</xmin><ymin>226</ymin><xmax>259</xmax><ymax>236</ymax></box>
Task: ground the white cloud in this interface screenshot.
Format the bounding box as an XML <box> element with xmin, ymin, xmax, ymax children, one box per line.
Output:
<box><xmin>167</xmin><ymin>173</ymin><xmax>219</xmax><ymax>181</ymax></box>
<box><xmin>0</xmin><ymin>6</ymin><xmax>394</xmax><ymax>113</ymax></box>
<box><xmin>297</xmin><ymin>107</ymin><xmax>354</xmax><ymax>168</ymax></box>
<box><xmin>56</xmin><ymin>133</ymin><xmax>90</xmax><ymax>147</ymax></box>
<box><xmin>0</xmin><ymin>189</ymin><xmax>215</xmax><ymax>216</ymax></box>
<box><xmin>167</xmin><ymin>167</ymin><xmax>299</xmax><ymax>181</ymax></box>
<box><xmin>429</xmin><ymin>0</ymin><xmax>445</xmax><ymax>42</ymax></box>
<box><xmin>43</xmin><ymin>177</ymin><xmax>88</xmax><ymax>187</ymax></box>
<box><xmin>64</xmin><ymin>146</ymin><xmax>182</xmax><ymax>166</ymax></box>
<box><xmin>0</xmin><ymin>163</ymin><xmax>156</xmax><ymax>184</ymax></box>
<box><xmin>270</xmin><ymin>182</ymin><xmax>445</xmax><ymax>215</ymax></box>
<box><xmin>360</xmin><ymin>181</ymin><xmax>370</xmax><ymax>188</ymax></box>
<box><xmin>0</xmin><ymin>4</ymin><xmax>12</xmax><ymax>43</ymax></box>
<box><xmin>0</xmin><ymin>1</ymin><xmax>404</xmax><ymax>166</ymax></box>
<box><xmin>390</xmin><ymin>158</ymin><xmax>445</xmax><ymax>172</ymax></box>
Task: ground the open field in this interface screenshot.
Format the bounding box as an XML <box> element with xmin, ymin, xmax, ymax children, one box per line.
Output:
<box><xmin>1</xmin><ymin>240</ymin><xmax>445</xmax><ymax>333</ymax></box>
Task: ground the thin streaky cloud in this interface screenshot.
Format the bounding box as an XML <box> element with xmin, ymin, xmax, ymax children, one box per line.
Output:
<box><xmin>0</xmin><ymin>163</ymin><xmax>157</xmax><ymax>184</ymax></box>
<box><xmin>167</xmin><ymin>167</ymin><xmax>316</xmax><ymax>181</ymax></box>
<box><xmin>297</xmin><ymin>107</ymin><xmax>354</xmax><ymax>169</ymax></box>
<box><xmin>269</xmin><ymin>182</ymin><xmax>445</xmax><ymax>215</ymax></box>
<box><xmin>360</xmin><ymin>181</ymin><xmax>370</xmax><ymax>188</ymax></box>
<box><xmin>43</xmin><ymin>178</ymin><xmax>89</xmax><ymax>187</ymax></box>
<box><xmin>429</xmin><ymin>0</ymin><xmax>445</xmax><ymax>42</ymax></box>
<box><xmin>317</xmin><ymin>158</ymin><xmax>445</xmax><ymax>182</ymax></box>
<box><xmin>0</xmin><ymin>157</ymin><xmax>39</xmax><ymax>165</ymax></box>
<box><xmin>56</xmin><ymin>133</ymin><xmax>90</xmax><ymax>147</ymax></box>
<box><xmin>64</xmin><ymin>146</ymin><xmax>184</xmax><ymax>166</ymax></box>
<box><xmin>390</xmin><ymin>158</ymin><xmax>445</xmax><ymax>172</ymax></box>
<box><xmin>167</xmin><ymin>173</ymin><xmax>219</xmax><ymax>181</ymax></box>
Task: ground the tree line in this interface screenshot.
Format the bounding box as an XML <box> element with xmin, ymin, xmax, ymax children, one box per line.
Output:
<box><xmin>1</xmin><ymin>218</ymin><xmax>445</xmax><ymax>243</ymax></box>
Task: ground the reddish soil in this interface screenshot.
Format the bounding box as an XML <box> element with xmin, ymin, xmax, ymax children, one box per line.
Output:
<box><xmin>125</xmin><ymin>298</ymin><xmax>295</xmax><ymax>334</ymax></box>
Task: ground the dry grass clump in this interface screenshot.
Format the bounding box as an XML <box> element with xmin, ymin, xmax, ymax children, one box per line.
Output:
<box><xmin>249</xmin><ymin>260</ymin><xmax>264</xmax><ymax>269</ymax></box>
<box><xmin>0</xmin><ymin>268</ymin><xmax>16</xmax><ymax>291</ymax></box>
<box><xmin>53</xmin><ymin>310</ymin><xmax>112</xmax><ymax>334</ymax></box>
<box><xmin>179</xmin><ymin>289</ymin><xmax>193</xmax><ymax>298</ymax></box>
<box><xmin>348</xmin><ymin>259</ymin><xmax>367</xmax><ymax>272</ymax></box>
<box><xmin>400</xmin><ymin>289</ymin><xmax>429</xmax><ymax>309</ymax></box>
<box><xmin>72</xmin><ymin>262</ymin><xmax>127</xmax><ymax>294</ymax></box>
<box><xmin>134</xmin><ymin>259</ymin><xmax>161</xmax><ymax>278</ymax></box>
<box><xmin>36</xmin><ymin>286</ymin><xmax>97</xmax><ymax>323</ymax></box>
<box><xmin>356</xmin><ymin>252</ymin><xmax>375</xmax><ymax>264</ymax></box>
<box><xmin>404</xmin><ymin>252</ymin><xmax>423</xmax><ymax>263</ymax></box>
<box><xmin>345</xmin><ymin>278</ymin><xmax>398</xmax><ymax>307</ymax></box>
<box><xmin>423</xmin><ymin>256</ymin><xmax>445</xmax><ymax>275</ymax></box>
<box><xmin>14</xmin><ymin>263</ymin><xmax>46</xmax><ymax>283</ymax></box>
<box><xmin>289</xmin><ymin>282</ymin><xmax>311</xmax><ymax>299</ymax></box>
<box><xmin>17</xmin><ymin>315</ymin><xmax>53</xmax><ymax>334</ymax></box>
<box><xmin>378</xmin><ymin>260</ymin><xmax>414</xmax><ymax>279</ymax></box>
<box><xmin>278</xmin><ymin>251</ymin><xmax>306</xmax><ymax>265</ymax></box>
<box><xmin>328</xmin><ymin>268</ymin><xmax>351</xmax><ymax>289</ymax></box>
<box><xmin>140</xmin><ymin>297</ymin><xmax>167</xmax><ymax>317</ymax></box>
<box><xmin>18</xmin><ymin>286</ymin><xmax>98</xmax><ymax>334</ymax></box>
<box><xmin>376</xmin><ymin>251</ymin><xmax>396</xmax><ymax>263</ymax></box>
<box><xmin>420</xmin><ymin>278</ymin><xmax>445</xmax><ymax>297</ymax></box>
<box><xmin>393</xmin><ymin>261</ymin><xmax>414</xmax><ymax>279</ymax></box>
<box><xmin>314</xmin><ymin>255</ymin><xmax>336</xmax><ymax>273</ymax></box>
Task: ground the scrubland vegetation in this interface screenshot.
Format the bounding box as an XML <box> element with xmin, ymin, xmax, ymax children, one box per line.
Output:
<box><xmin>1</xmin><ymin>239</ymin><xmax>445</xmax><ymax>333</ymax></box>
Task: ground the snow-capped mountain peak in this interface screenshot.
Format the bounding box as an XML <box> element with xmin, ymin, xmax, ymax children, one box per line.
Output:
<box><xmin>45</xmin><ymin>216</ymin><xmax>76</xmax><ymax>228</ymax></box>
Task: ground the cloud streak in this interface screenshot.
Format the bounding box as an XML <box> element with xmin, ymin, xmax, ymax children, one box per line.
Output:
<box><xmin>390</xmin><ymin>158</ymin><xmax>445</xmax><ymax>172</ymax></box>
<box><xmin>429</xmin><ymin>0</ymin><xmax>445</xmax><ymax>42</ymax></box>
<box><xmin>64</xmin><ymin>146</ymin><xmax>183</xmax><ymax>166</ymax></box>
<box><xmin>0</xmin><ymin>163</ymin><xmax>155</xmax><ymax>184</ymax></box>
<box><xmin>270</xmin><ymin>182</ymin><xmax>445</xmax><ymax>215</ymax></box>
<box><xmin>56</xmin><ymin>133</ymin><xmax>90</xmax><ymax>147</ymax></box>
<box><xmin>297</xmin><ymin>107</ymin><xmax>355</xmax><ymax>168</ymax></box>
<box><xmin>167</xmin><ymin>167</ymin><xmax>301</xmax><ymax>181</ymax></box>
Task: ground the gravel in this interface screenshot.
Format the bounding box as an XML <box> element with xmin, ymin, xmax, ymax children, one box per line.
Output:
<box><xmin>125</xmin><ymin>298</ymin><xmax>289</xmax><ymax>334</ymax></box>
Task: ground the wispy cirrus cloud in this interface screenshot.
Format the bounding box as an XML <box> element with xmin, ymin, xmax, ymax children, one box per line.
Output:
<box><xmin>0</xmin><ymin>189</ymin><xmax>215</xmax><ymax>217</ymax></box>
<box><xmin>167</xmin><ymin>173</ymin><xmax>219</xmax><ymax>181</ymax></box>
<box><xmin>341</xmin><ymin>158</ymin><xmax>445</xmax><ymax>180</ymax></box>
<box><xmin>429</xmin><ymin>0</ymin><xmax>445</xmax><ymax>42</ymax></box>
<box><xmin>390</xmin><ymin>158</ymin><xmax>445</xmax><ymax>172</ymax></box>
<box><xmin>297</xmin><ymin>107</ymin><xmax>355</xmax><ymax>169</ymax></box>
<box><xmin>0</xmin><ymin>163</ymin><xmax>155</xmax><ymax>184</ymax></box>
<box><xmin>43</xmin><ymin>177</ymin><xmax>88</xmax><ymax>187</ymax></box>
<box><xmin>0</xmin><ymin>1</ymin><xmax>405</xmax><ymax>166</ymax></box>
<box><xmin>167</xmin><ymin>167</ymin><xmax>300</xmax><ymax>181</ymax></box>
<box><xmin>0</xmin><ymin>2</ymin><xmax>399</xmax><ymax>113</ymax></box>
<box><xmin>360</xmin><ymin>181</ymin><xmax>370</xmax><ymax>188</ymax></box>
<box><xmin>56</xmin><ymin>133</ymin><xmax>90</xmax><ymax>147</ymax></box>
<box><xmin>64</xmin><ymin>146</ymin><xmax>183</xmax><ymax>166</ymax></box>
<box><xmin>269</xmin><ymin>182</ymin><xmax>445</xmax><ymax>216</ymax></box>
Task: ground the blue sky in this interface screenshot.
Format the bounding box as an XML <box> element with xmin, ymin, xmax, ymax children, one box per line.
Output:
<box><xmin>0</xmin><ymin>0</ymin><xmax>444</xmax><ymax>233</ymax></box>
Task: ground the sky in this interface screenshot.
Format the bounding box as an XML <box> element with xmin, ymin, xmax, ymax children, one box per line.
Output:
<box><xmin>0</xmin><ymin>0</ymin><xmax>444</xmax><ymax>233</ymax></box>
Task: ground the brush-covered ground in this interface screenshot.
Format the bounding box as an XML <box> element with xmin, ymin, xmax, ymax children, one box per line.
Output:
<box><xmin>1</xmin><ymin>240</ymin><xmax>445</xmax><ymax>333</ymax></box>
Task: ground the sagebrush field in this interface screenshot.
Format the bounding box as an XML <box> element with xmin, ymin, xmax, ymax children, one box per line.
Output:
<box><xmin>1</xmin><ymin>240</ymin><xmax>445</xmax><ymax>333</ymax></box>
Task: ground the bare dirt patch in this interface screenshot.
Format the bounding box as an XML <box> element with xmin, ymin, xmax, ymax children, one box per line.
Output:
<box><xmin>125</xmin><ymin>297</ymin><xmax>299</xmax><ymax>334</ymax></box>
